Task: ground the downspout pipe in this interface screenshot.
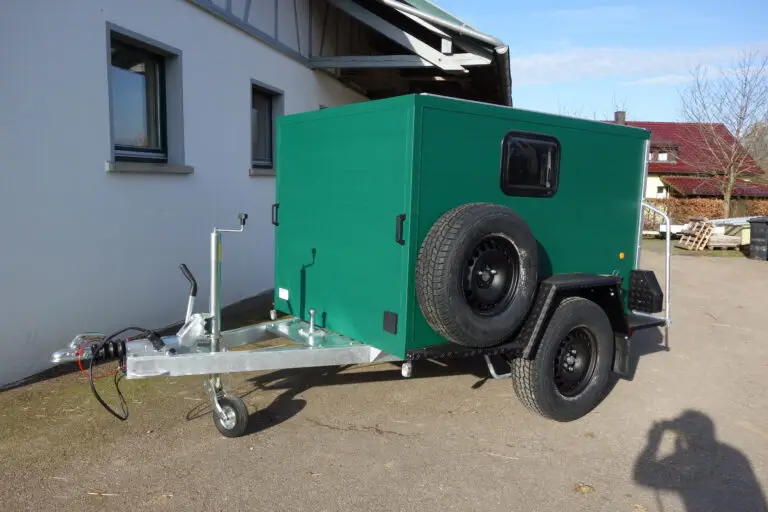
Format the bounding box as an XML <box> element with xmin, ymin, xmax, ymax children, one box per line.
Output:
<box><xmin>373</xmin><ymin>0</ymin><xmax>512</xmax><ymax>106</ymax></box>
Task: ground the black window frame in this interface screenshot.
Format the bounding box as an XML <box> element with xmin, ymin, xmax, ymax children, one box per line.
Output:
<box><xmin>251</xmin><ymin>86</ymin><xmax>275</xmax><ymax>169</ymax></box>
<box><xmin>109</xmin><ymin>34</ymin><xmax>168</xmax><ymax>164</ymax></box>
<box><xmin>500</xmin><ymin>130</ymin><xmax>561</xmax><ymax>198</ymax></box>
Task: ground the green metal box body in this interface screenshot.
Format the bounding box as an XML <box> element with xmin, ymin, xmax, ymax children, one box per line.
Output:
<box><xmin>273</xmin><ymin>94</ymin><xmax>650</xmax><ymax>358</ymax></box>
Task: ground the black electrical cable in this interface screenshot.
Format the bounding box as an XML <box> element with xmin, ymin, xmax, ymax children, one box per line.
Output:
<box><xmin>87</xmin><ymin>326</ymin><xmax>159</xmax><ymax>421</ymax></box>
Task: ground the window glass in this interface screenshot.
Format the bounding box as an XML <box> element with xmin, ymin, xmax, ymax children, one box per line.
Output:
<box><xmin>501</xmin><ymin>132</ymin><xmax>560</xmax><ymax>197</ymax></box>
<box><xmin>252</xmin><ymin>89</ymin><xmax>273</xmax><ymax>166</ymax></box>
<box><xmin>110</xmin><ymin>41</ymin><xmax>163</xmax><ymax>151</ymax></box>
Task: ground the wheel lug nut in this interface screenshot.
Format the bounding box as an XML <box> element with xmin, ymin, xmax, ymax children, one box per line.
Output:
<box><xmin>570</xmin><ymin>349</ymin><xmax>577</xmax><ymax>355</ymax></box>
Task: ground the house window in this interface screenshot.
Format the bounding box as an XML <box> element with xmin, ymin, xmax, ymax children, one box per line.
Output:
<box><xmin>649</xmin><ymin>149</ymin><xmax>677</xmax><ymax>162</ymax></box>
<box><xmin>251</xmin><ymin>87</ymin><xmax>276</xmax><ymax>168</ymax></box>
<box><xmin>500</xmin><ymin>131</ymin><xmax>560</xmax><ymax>197</ymax></box>
<box><xmin>110</xmin><ymin>36</ymin><xmax>167</xmax><ymax>162</ymax></box>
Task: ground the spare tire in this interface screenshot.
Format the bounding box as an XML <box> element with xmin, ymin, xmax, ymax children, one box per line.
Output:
<box><xmin>416</xmin><ymin>203</ymin><xmax>538</xmax><ymax>348</ymax></box>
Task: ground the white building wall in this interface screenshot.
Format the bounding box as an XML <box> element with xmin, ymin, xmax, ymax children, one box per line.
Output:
<box><xmin>0</xmin><ymin>0</ymin><xmax>367</xmax><ymax>386</ymax></box>
<box><xmin>645</xmin><ymin>176</ymin><xmax>669</xmax><ymax>199</ymax></box>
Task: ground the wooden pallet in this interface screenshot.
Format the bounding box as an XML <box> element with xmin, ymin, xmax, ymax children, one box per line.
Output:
<box><xmin>676</xmin><ymin>221</ymin><xmax>714</xmax><ymax>251</ymax></box>
<box><xmin>707</xmin><ymin>234</ymin><xmax>742</xmax><ymax>250</ymax></box>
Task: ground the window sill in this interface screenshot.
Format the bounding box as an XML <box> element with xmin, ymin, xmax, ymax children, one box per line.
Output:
<box><xmin>249</xmin><ymin>167</ymin><xmax>275</xmax><ymax>177</ymax></box>
<box><xmin>107</xmin><ymin>161</ymin><xmax>194</xmax><ymax>174</ymax></box>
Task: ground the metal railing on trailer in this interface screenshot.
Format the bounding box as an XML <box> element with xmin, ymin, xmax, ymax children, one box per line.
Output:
<box><xmin>637</xmin><ymin>202</ymin><xmax>671</xmax><ymax>329</ymax></box>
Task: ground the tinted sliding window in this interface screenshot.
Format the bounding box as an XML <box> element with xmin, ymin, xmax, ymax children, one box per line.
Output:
<box><xmin>500</xmin><ymin>131</ymin><xmax>560</xmax><ymax>197</ymax></box>
<box><xmin>251</xmin><ymin>87</ymin><xmax>274</xmax><ymax>168</ymax></box>
<box><xmin>110</xmin><ymin>36</ymin><xmax>167</xmax><ymax>163</ymax></box>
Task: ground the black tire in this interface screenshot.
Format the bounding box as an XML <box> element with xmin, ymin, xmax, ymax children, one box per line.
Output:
<box><xmin>416</xmin><ymin>203</ymin><xmax>538</xmax><ymax>348</ymax></box>
<box><xmin>213</xmin><ymin>394</ymin><xmax>249</xmax><ymax>438</ymax></box>
<box><xmin>510</xmin><ymin>297</ymin><xmax>614</xmax><ymax>422</ymax></box>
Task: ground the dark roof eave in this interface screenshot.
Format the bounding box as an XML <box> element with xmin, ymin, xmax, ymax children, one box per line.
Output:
<box><xmin>377</xmin><ymin>0</ymin><xmax>512</xmax><ymax>105</ymax></box>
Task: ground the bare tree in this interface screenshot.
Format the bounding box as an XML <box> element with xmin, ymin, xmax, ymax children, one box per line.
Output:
<box><xmin>556</xmin><ymin>101</ymin><xmax>586</xmax><ymax>118</ymax></box>
<box><xmin>678</xmin><ymin>50</ymin><xmax>768</xmax><ymax>217</ymax></box>
<box><xmin>610</xmin><ymin>92</ymin><xmax>629</xmax><ymax>118</ymax></box>
<box><xmin>742</xmin><ymin>121</ymin><xmax>768</xmax><ymax>173</ymax></box>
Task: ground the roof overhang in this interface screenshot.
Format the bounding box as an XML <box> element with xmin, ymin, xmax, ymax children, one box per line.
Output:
<box><xmin>316</xmin><ymin>0</ymin><xmax>512</xmax><ymax>106</ymax></box>
<box><xmin>186</xmin><ymin>0</ymin><xmax>511</xmax><ymax>106</ymax></box>
<box><xmin>661</xmin><ymin>175</ymin><xmax>768</xmax><ymax>198</ymax></box>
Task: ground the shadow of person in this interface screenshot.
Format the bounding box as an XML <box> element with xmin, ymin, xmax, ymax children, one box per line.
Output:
<box><xmin>633</xmin><ymin>410</ymin><xmax>767</xmax><ymax>511</ymax></box>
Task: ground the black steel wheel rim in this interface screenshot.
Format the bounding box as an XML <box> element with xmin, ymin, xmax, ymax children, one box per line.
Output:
<box><xmin>462</xmin><ymin>234</ymin><xmax>520</xmax><ymax>316</ymax></box>
<box><xmin>553</xmin><ymin>326</ymin><xmax>598</xmax><ymax>397</ymax></box>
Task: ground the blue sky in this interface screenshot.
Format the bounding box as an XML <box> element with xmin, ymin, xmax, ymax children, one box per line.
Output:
<box><xmin>433</xmin><ymin>0</ymin><xmax>768</xmax><ymax>121</ymax></box>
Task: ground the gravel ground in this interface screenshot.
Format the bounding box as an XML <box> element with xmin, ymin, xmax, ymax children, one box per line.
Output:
<box><xmin>1</xmin><ymin>245</ymin><xmax>767</xmax><ymax>512</ymax></box>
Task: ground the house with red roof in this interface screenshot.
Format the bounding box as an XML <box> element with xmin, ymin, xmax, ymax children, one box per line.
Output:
<box><xmin>609</xmin><ymin>111</ymin><xmax>768</xmax><ymax>201</ymax></box>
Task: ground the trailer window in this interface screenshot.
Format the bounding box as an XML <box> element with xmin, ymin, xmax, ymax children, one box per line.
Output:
<box><xmin>500</xmin><ymin>131</ymin><xmax>560</xmax><ymax>197</ymax></box>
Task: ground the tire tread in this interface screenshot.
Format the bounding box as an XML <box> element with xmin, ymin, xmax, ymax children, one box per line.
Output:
<box><xmin>416</xmin><ymin>202</ymin><xmax>480</xmax><ymax>343</ymax></box>
<box><xmin>213</xmin><ymin>394</ymin><xmax>249</xmax><ymax>438</ymax></box>
<box><xmin>510</xmin><ymin>356</ymin><xmax>549</xmax><ymax>418</ymax></box>
<box><xmin>510</xmin><ymin>296</ymin><xmax>613</xmax><ymax>422</ymax></box>
<box><xmin>416</xmin><ymin>202</ymin><xmax>538</xmax><ymax>347</ymax></box>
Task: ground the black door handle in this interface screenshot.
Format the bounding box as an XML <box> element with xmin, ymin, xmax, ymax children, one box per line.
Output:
<box><xmin>271</xmin><ymin>203</ymin><xmax>279</xmax><ymax>226</ymax></box>
<box><xmin>395</xmin><ymin>214</ymin><xmax>406</xmax><ymax>245</ymax></box>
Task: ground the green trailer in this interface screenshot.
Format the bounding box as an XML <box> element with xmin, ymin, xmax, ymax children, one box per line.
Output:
<box><xmin>51</xmin><ymin>94</ymin><xmax>671</xmax><ymax>438</ymax></box>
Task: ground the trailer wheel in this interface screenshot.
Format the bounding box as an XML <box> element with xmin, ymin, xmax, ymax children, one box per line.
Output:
<box><xmin>416</xmin><ymin>203</ymin><xmax>538</xmax><ymax>347</ymax></box>
<box><xmin>510</xmin><ymin>297</ymin><xmax>613</xmax><ymax>422</ymax></box>
<box><xmin>213</xmin><ymin>394</ymin><xmax>249</xmax><ymax>438</ymax></box>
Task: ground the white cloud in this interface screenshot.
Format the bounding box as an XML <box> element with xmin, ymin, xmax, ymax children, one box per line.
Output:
<box><xmin>533</xmin><ymin>4</ymin><xmax>719</xmax><ymax>35</ymax></box>
<box><xmin>618</xmin><ymin>74</ymin><xmax>694</xmax><ymax>86</ymax></box>
<box><xmin>509</xmin><ymin>43</ymin><xmax>768</xmax><ymax>87</ymax></box>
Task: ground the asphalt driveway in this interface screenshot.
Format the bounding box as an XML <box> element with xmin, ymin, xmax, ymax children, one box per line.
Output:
<box><xmin>1</xmin><ymin>244</ymin><xmax>767</xmax><ymax>512</ymax></box>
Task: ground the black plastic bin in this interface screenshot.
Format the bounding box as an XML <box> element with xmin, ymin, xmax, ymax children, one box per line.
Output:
<box><xmin>748</xmin><ymin>217</ymin><xmax>768</xmax><ymax>260</ymax></box>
